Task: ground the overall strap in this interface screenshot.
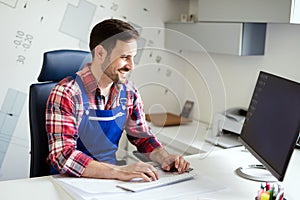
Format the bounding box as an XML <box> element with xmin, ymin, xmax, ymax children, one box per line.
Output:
<box><xmin>72</xmin><ymin>74</ymin><xmax>89</xmax><ymax>112</ymax></box>
<box><xmin>119</xmin><ymin>84</ymin><xmax>127</xmax><ymax>110</ymax></box>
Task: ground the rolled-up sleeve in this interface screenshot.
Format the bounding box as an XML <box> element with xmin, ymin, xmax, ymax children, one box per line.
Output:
<box><xmin>125</xmin><ymin>85</ymin><xmax>163</xmax><ymax>155</ymax></box>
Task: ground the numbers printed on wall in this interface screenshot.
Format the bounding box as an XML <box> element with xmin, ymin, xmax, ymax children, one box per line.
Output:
<box><xmin>14</xmin><ymin>30</ymin><xmax>34</xmax><ymax>64</ymax></box>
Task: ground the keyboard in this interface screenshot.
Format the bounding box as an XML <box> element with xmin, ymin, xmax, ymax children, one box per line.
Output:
<box><xmin>116</xmin><ymin>170</ymin><xmax>197</xmax><ymax>192</ymax></box>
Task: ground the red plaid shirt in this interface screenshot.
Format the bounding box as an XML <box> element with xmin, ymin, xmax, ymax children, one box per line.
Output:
<box><xmin>46</xmin><ymin>64</ymin><xmax>163</xmax><ymax>177</ymax></box>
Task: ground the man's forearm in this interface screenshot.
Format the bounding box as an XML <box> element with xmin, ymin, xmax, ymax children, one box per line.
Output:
<box><xmin>149</xmin><ymin>147</ymin><xmax>169</xmax><ymax>165</ymax></box>
<box><xmin>82</xmin><ymin>160</ymin><xmax>119</xmax><ymax>179</ymax></box>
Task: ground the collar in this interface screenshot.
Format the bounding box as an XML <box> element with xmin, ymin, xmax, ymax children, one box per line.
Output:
<box><xmin>76</xmin><ymin>63</ymin><xmax>98</xmax><ymax>94</ymax></box>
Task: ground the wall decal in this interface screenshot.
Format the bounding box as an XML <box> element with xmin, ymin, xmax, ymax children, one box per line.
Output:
<box><xmin>0</xmin><ymin>89</ymin><xmax>27</xmax><ymax>171</ymax></box>
<box><xmin>59</xmin><ymin>0</ymin><xmax>96</xmax><ymax>42</ymax></box>
<box><xmin>0</xmin><ymin>0</ymin><xmax>18</xmax><ymax>8</ymax></box>
<box><xmin>14</xmin><ymin>30</ymin><xmax>34</xmax><ymax>64</ymax></box>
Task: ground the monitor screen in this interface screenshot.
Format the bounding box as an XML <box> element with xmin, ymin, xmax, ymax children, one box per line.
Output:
<box><xmin>239</xmin><ymin>71</ymin><xmax>300</xmax><ymax>181</ymax></box>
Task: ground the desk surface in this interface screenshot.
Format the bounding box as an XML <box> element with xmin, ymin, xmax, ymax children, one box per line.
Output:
<box><xmin>0</xmin><ymin>147</ymin><xmax>299</xmax><ymax>200</ymax></box>
<box><xmin>150</xmin><ymin>120</ymin><xmax>218</xmax><ymax>155</ymax></box>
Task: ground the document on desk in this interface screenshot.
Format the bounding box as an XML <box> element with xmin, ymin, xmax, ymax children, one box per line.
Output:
<box><xmin>51</xmin><ymin>169</ymin><xmax>226</xmax><ymax>200</ymax></box>
<box><xmin>50</xmin><ymin>175</ymin><xmax>126</xmax><ymax>200</ymax></box>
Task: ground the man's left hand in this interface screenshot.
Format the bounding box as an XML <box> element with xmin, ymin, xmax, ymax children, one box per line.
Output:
<box><xmin>161</xmin><ymin>154</ymin><xmax>190</xmax><ymax>174</ymax></box>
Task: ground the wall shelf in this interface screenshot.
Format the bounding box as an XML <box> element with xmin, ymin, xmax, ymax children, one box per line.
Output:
<box><xmin>165</xmin><ymin>21</ymin><xmax>266</xmax><ymax>56</ymax></box>
<box><xmin>197</xmin><ymin>0</ymin><xmax>300</xmax><ymax>24</ymax></box>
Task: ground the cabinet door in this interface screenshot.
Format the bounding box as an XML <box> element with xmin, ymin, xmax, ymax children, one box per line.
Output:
<box><xmin>165</xmin><ymin>22</ymin><xmax>266</xmax><ymax>56</ymax></box>
<box><xmin>198</xmin><ymin>0</ymin><xmax>294</xmax><ymax>23</ymax></box>
<box><xmin>165</xmin><ymin>22</ymin><xmax>243</xmax><ymax>55</ymax></box>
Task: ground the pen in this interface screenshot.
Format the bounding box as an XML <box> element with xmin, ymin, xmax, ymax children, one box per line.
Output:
<box><xmin>275</xmin><ymin>191</ymin><xmax>284</xmax><ymax>200</ymax></box>
<box><xmin>257</xmin><ymin>188</ymin><xmax>264</xmax><ymax>200</ymax></box>
<box><xmin>269</xmin><ymin>188</ymin><xmax>274</xmax><ymax>200</ymax></box>
<box><xmin>249</xmin><ymin>164</ymin><xmax>265</xmax><ymax>169</ymax></box>
<box><xmin>266</xmin><ymin>182</ymin><xmax>270</xmax><ymax>191</ymax></box>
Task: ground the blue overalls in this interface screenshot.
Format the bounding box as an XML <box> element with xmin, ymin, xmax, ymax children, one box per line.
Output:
<box><xmin>50</xmin><ymin>76</ymin><xmax>127</xmax><ymax>174</ymax></box>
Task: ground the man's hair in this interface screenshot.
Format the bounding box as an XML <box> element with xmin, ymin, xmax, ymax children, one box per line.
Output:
<box><xmin>89</xmin><ymin>19</ymin><xmax>139</xmax><ymax>55</ymax></box>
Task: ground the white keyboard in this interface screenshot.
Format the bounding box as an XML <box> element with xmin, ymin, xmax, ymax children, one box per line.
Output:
<box><xmin>116</xmin><ymin>171</ymin><xmax>197</xmax><ymax>192</ymax></box>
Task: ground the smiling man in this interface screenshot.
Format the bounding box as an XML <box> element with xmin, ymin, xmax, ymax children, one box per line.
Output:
<box><xmin>45</xmin><ymin>19</ymin><xmax>190</xmax><ymax>182</ymax></box>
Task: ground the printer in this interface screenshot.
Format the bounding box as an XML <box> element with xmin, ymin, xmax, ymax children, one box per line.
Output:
<box><xmin>206</xmin><ymin>108</ymin><xmax>247</xmax><ymax>148</ymax></box>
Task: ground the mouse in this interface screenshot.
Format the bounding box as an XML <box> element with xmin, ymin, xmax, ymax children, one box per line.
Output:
<box><xmin>163</xmin><ymin>166</ymin><xmax>193</xmax><ymax>173</ymax></box>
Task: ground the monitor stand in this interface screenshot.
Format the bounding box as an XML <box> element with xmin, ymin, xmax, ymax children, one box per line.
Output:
<box><xmin>235</xmin><ymin>164</ymin><xmax>278</xmax><ymax>182</ymax></box>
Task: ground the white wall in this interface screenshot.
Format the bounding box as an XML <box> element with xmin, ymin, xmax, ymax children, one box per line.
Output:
<box><xmin>204</xmin><ymin>23</ymin><xmax>300</xmax><ymax>110</ymax></box>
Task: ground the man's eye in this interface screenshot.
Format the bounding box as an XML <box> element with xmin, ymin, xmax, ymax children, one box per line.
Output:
<box><xmin>122</xmin><ymin>56</ymin><xmax>131</xmax><ymax>60</ymax></box>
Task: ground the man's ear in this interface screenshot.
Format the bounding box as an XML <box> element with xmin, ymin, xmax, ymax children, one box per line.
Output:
<box><xmin>94</xmin><ymin>45</ymin><xmax>107</xmax><ymax>63</ymax></box>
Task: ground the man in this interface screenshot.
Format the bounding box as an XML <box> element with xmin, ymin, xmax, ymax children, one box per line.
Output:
<box><xmin>46</xmin><ymin>19</ymin><xmax>190</xmax><ymax>182</ymax></box>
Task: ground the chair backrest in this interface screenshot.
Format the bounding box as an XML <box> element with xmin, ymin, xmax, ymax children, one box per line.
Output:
<box><xmin>29</xmin><ymin>49</ymin><xmax>91</xmax><ymax>177</ymax></box>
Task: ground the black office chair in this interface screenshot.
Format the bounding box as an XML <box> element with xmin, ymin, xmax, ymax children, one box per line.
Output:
<box><xmin>29</xmin><ymin>49</ymin><xmax>91</xmax><ymax>177</ymax></box>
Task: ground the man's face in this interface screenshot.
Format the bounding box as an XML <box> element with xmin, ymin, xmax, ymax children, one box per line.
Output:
<box><xmin>102</xmin><ymin>39</ymin><xmax>137</xmax><ymax>84</ymax></box>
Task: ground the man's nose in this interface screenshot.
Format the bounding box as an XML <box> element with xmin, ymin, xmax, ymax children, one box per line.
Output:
<box><xmin>126</xmin><ymin>58</ymin><xmax>134</xmax><ymax>70</ymax></box>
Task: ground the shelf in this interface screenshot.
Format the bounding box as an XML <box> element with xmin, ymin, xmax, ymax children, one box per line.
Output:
<box><xmin>165</xmin><ymin>22</ymin><xmax>266</xmax><ymax>56</ymax></box>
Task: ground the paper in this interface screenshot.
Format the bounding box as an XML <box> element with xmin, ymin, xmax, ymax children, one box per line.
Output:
<box><xmin>51</xmin><ymin>175</ymin><xmax>125</xmax><ymax>193</ymax></box>
<box><xmin>51</xmin><ymin>170</ymin><xmax>226</xmax><ymax>200</ymax></box>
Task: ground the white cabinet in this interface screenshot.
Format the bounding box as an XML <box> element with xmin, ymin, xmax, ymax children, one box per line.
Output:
<box><xmin>165</xmin><ymin>22</ymin><xmax>266</xmax><ymax>56</ymax></box>
<box><xmin>198</xmin><ymin>0</ymin><xmax>300</xmax><ymax>24</ymax></box>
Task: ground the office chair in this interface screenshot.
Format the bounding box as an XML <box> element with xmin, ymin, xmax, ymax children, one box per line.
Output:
<box><xmin>29</xmin><ymin>49</ymin><xmax>91</xmax><ymax>177</ymax></box>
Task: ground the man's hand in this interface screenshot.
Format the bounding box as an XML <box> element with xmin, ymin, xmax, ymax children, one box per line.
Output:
<box><xmin>82</xmin><ymin>148</ymin><xmax>190</xmax><ymax>181</ymax></box>
<box><xmin>82</xmin><ymin>160</ymin><xmax>158</xmax><ymax>181</ymax></box>
<box><xmin>161</xmin><ymin>154</ymin><xmax>190</xmax><ymax>174</ymax></box>
<box><xmin>116</xmin><ymin>162</ymin><xmax>158</xmax><ymax>182</ymax></box>
<box><xmin>149</xmin><ymin>148</ymin><xmax>190</xmax><ymax>174</ymax></box>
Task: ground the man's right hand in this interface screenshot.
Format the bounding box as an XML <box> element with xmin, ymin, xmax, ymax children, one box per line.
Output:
<box><xmin>116</xmin><ymin>162</ymin><xmax>158</xmax><ymax>182</ymax></box>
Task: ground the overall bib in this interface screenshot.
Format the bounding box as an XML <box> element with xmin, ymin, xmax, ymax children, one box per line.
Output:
<box><xmin>76</xmin><ymin>76</ymin><xmax>127</xmax><ymax>164</ymax></box>
<box><xmin>50</xmin><ymin>76</ymin><xmax>127</xmax><ymax>174</ymax></box>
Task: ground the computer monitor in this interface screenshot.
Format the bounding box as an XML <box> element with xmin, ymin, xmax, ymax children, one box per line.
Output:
<box><xmin>237</xmin><ymin>71</ymin><xmax>300</xmax><ymax>182</ymax></box>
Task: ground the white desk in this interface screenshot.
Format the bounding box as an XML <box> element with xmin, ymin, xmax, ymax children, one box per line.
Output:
<box><xmin>149</xmin><ymin>120</ymin><xmax>219</xmax><ymax>155</ymax></box>
<box><xmin>0</xmin><ymin>147</ymin><xmax>299</xmax><ymax>200</ymax></box>
<box><xmin>191</xmin><ymin>147</ymin><xmax>299</xmax><ymax>200</ymax></box>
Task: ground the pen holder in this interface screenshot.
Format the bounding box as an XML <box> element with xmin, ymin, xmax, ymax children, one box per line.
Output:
<box><xmin>255</xmin><ymin>182</ymin><xmax>286</xmax><ymax>200</ymax></box>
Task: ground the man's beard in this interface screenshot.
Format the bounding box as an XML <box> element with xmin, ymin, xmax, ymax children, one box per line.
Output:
<box><xmin>101</xmin><ymin>56</ymin><xmax>129</xmax><ymax>84</ymax></box>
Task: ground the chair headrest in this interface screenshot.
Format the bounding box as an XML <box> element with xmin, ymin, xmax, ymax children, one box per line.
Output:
<box><xmin>37</xmin><ymin>49</ymin><xmax>92</xmax><ymax>82</ymax></box>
